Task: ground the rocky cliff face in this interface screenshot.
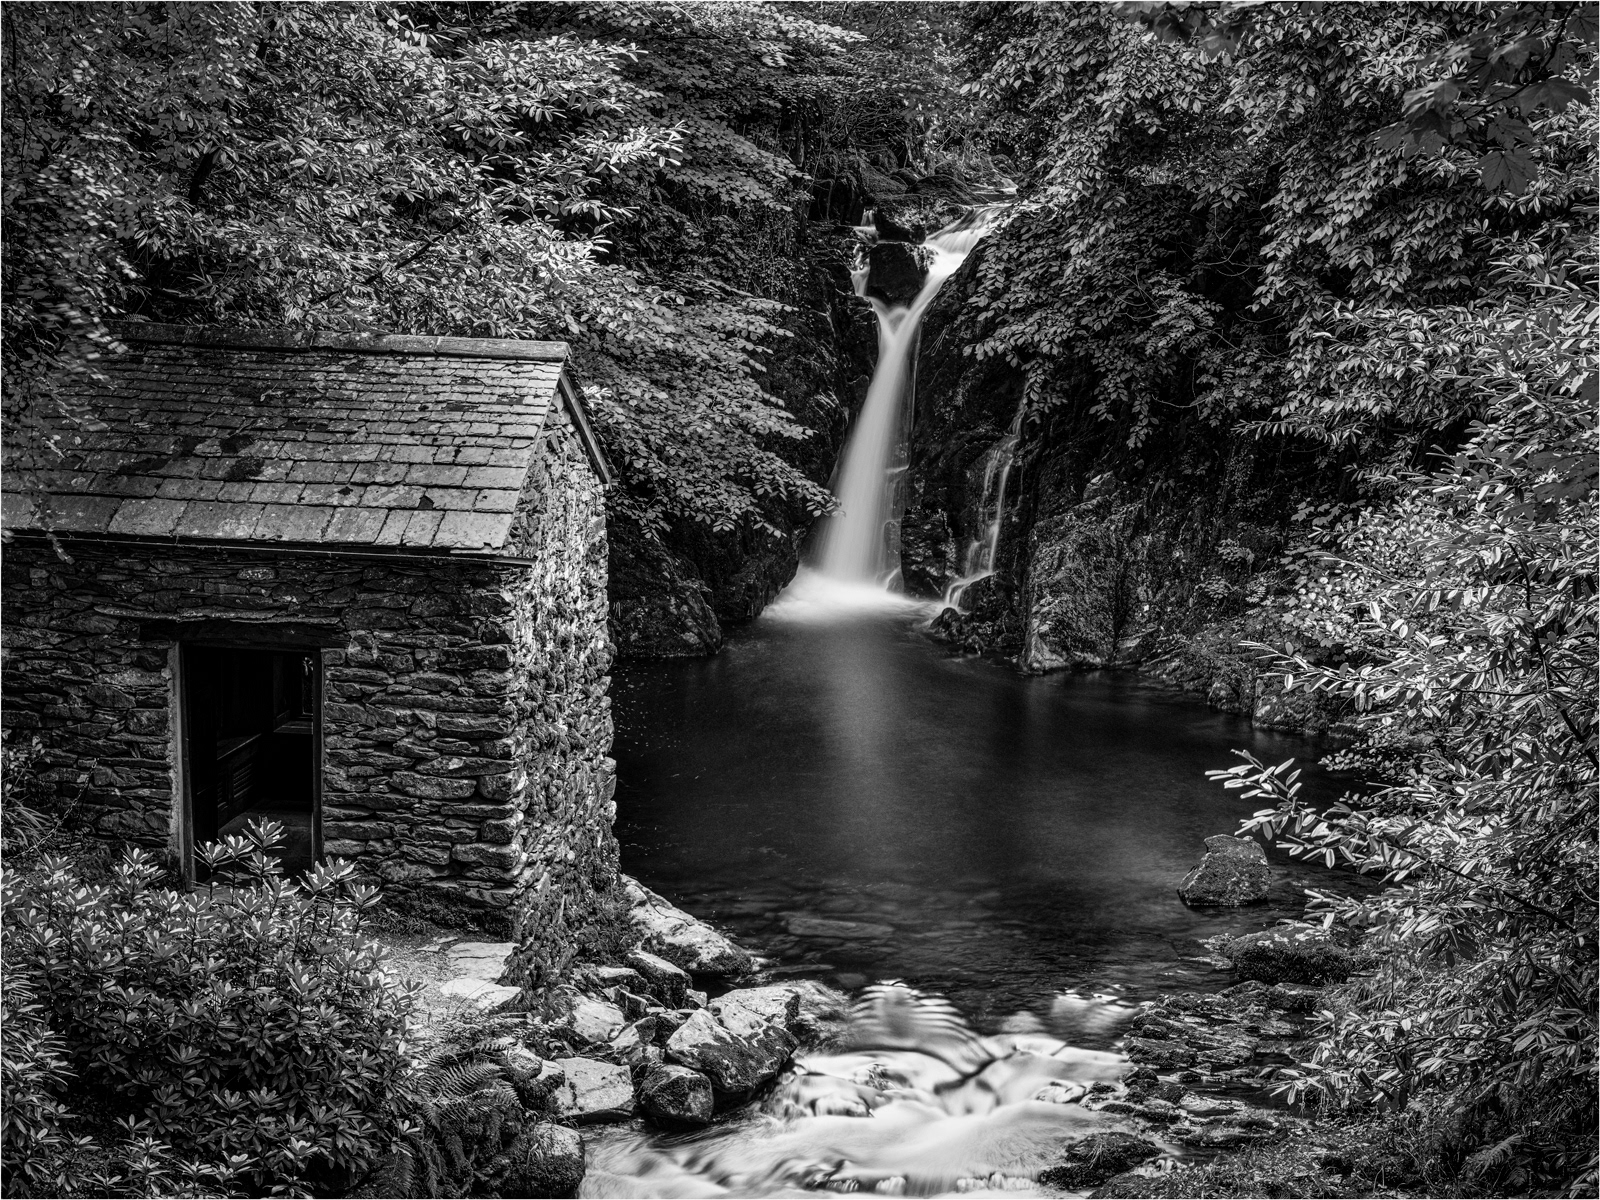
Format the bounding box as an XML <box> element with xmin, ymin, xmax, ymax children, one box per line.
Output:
<box><xmin>903</xmin><ymin>248</ymin><xmax>1347</xmax><ymax>735</ymax></box>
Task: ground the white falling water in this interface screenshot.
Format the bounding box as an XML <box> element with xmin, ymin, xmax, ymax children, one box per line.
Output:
<box><xmin>940</xmin><ymin>397</ymin><xmax>1028</xmax><ymax>613</ymax></box>
<box><xmin>582</xmin><ymin>983</ymin><xmax>1138</xmax><ymax>1197</ymax></box>
<box><xmin>812</xmin><ymin>214</ymin><xmax>994</xmax><ymax>588</ymax></box>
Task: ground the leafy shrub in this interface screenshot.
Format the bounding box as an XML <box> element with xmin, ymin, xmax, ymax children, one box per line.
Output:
<box><xmin>1211</xmin><ymin>239</ymin><xmax>1597</xmax><ymax>1192</ymax></box>
<box><xmin>1</xmin><ymin>821</ymin><xmax>420</xmax><ymax>1198</ymax></box>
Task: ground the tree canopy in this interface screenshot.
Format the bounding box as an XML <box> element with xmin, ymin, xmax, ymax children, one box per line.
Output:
<box><xmin>2</xmin><ymin>1</ymin><xmax>939</xmax><ymax>539</ymax></box>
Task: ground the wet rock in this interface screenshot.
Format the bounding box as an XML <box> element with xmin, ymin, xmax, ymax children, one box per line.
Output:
<box><xmin>1269</xmin><ymin>981</ymin><xmax>1324</xmax><ymax>1012</ymax></box>
<box><xmin>496</xmin><ymin>1045</ymin><xmax>558</xmax><ymax>1108</ymax></box>
<box><xmin>1122</xmin><ymin>1064</ymin><xmax>1160</xmax><ymax>1094</ymax></box>
<box><xmin>1253</xmin><ymin>674</ymin><xmax>1340</xmax><ymax>733</ymax></box>
<box><xmin>503</xmin><ymin>1123</ymin><xmax>585</xmax><ymax>1198</ymax></box>
<box><xmin>1246</xmin><ymin>1015</ymin><xmax>1298</xmax><ymax>1037</ymax></box>
<box><xmin>1124</xmin><ymin>1037</ymin><xmax>1196</xmax><ymax>1069</ymax></box>
<box><xmin>789</xmin><ymin>979</ymin><xmax>851</xmax><ymax>1047</ymax></box>
<box><xmin>664</xmin><ymin>1008</ymin><xmax>787</xmax><ymax>1094</ymax></box>
<box><xmin>870</xmin><ymin>209</ymin><xmax>927</xmax><ymax>245</ymax></box>
<box><xmin>652</xmin><ymin>1008</ymin><xmax>692</xmax><ymax>1043</ymax></box>
<box><xmin>1187</xmin><ymin>1122</ymin><xmax>1278</xmax><ymax>1148</ymax></box>
<box><xmin>863</xmin><ymin>241</ymin><xmax>926</xmax><ymax>307</ymax></box>
<box><xmin>547</xmin><ymin>991</ymin><xmax>627</xmax><ymax>1046</ymax></box>
<box><xmin>624</xmin><ymin>876</ymin><xmax>754</xmax><ymax>978</ymax></box>
<box><xmin>551</xmin><ymin>1057</ymin><xmax>635</xmax><ymax>1123</ymax></box>
<box><xmin>1035</xmin><ymin>1080</ymin><xmax>1092</xmax><ymax>1105</ymax></box>
<box><xmin>712</xmin><ymin>984</ymin><xmax>804</xmax><ymax>1036</ymax></box>
<box><xmin>1038</xmin><ymin>1131</ymin><xmax>1163</xmax><ymax>1190</ymax></box>
<box><xmin>1086</xmin><ymin>1098</ymin><xmax>1140</xmax><ymax>1116</ymax></box>
<box><xmin>784</xmin><ymin>914</ymin><xmax>896</xmax><ymax>940</ymax></box>
<box><xmin>611</xmin><ymin>988</ymin><xmax>655</xmax><ymax>1022</ymax></box>
<box><xmin>1194</xmin><ymin>1032</ymin><xmax>1259</xmax><ymax>1068</ymax></box>
<box><xmin>583</xmin><ymin>964</ymin><xmax>647</xmax><ymax>994</ymax></box>
<box><xmin>1132</xmin><ymin>1098</ymin><xmax>1181</xmax><ymax>1124</ymax></box>
<box><xmin>638</xmin><ymin>1063</ymin><xmax>715</xmax><ymax>1126</ymax></box>
<box><xmin>710</xmin><ymin>987</ymin><xmax>800</xmax><ymax>1077</ymax></box>
<box><xmin>1225</xmin><ymin>927</ymin><xmax>1358</xmax><ymax>985</ymax></box>
<box><xmin>1221</xmin><ymin>978</ymin><xmax>1272</xmax><ymax>1000</ymax></box>
<box><xmin>1177</xmin><ymin>835</ymin><xmax>1271</xmax><ymax>906</ymax></box>
<box><xmin>1178</xmin><ymin>1092</ymin><xmax>1243</xmax><ymax>1118</ymax></box>
<box><xmin>608</xmin><ymin>1017</ymin><xmax>662</xmax><ymax>1072</ymax></box>
<box><xmin>625</xmin><ymin>948</ymin><xmax>691</xmax><ymax>1006</ymax></box>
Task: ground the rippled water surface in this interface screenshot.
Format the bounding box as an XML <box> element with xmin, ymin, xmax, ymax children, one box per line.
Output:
<box><xmin>613</xmin><ymin>583</ymin><xmax>1358</xmax><ymax>1030</ymax></box>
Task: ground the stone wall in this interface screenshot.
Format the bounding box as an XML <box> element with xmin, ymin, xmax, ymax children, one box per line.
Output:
<box><xmin>1</xmin><ymin>417</ymin><xmax>617</xmax><ymax>975</ymax></box>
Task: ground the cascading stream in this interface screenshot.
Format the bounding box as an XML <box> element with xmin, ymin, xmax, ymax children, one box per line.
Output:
<box><xmin>581</xmin><ymin>984</ymin><xmax>1140</xmax><ymax>1198</ymax></box>
<box><xmin>813</xmin><ymin>214</ymin><xmax>995</xmax><ymax>588</ymax></box>
<box><xmin>941</xmin><ymin>397</ymin><xmax>1028</xmax><ymax>613</ymax></box>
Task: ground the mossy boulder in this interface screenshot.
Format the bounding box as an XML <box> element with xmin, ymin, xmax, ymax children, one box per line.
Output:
<box><xmin>504</xmin><ymin>1123</ymin><xmax>585</xmax><ymax>1198</ymax></box>
<box><xmin>1224</xmin><ymin>927</ymin><xmax>1360</xmax><ymax>985</ymax></box>
<box><xmin>1178</xmin><ymin>835</ymin><xmax>1271</xmax><ymax>907</ymax></box>
<box><xmin>1040</xmin><ymin>1131</ymin><xmax>1164</xmax><ymax>1190</ymax></box>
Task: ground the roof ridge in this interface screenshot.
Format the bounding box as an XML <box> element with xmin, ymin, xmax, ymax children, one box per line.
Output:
<box><xmin>108</xmin><ymin>321</ymin><xmax>569</xmax><ymax>363</ymax></box>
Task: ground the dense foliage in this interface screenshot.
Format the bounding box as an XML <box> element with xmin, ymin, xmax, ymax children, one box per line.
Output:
<box><xmin>957</xmin><ymin>2</ymin><xmax>1594</xmax><ymax>462</ymax></box>
<box><xmin>1213</xmin><ymin>236</ymin><xmax>1596</xmax><ymax>1192</ymax></box>
<box><xmin>2</xmin><ymin>3</ymin><xmax>1594</xmax><ymax>1193</ymax></box>
<box><xmin>0</xmin><ymin>1</ymin><xmax>902</xmax><ymax>540</ymax></box>
<box><xmin>2</xmin><ymin>823</ymin><xmax>418</xmax><ymax>1198</ymax></box>
<box><xmin>955</xmin><ymin>2</ymin><xmax>1596</xmax><ymax>1192</ymax></box>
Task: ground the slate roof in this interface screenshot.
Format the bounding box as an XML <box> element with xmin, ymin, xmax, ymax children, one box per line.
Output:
<box><xmin>1</xmin><ymin>324</ymin><xmax>611</xmax><ymax>555</ymax></box>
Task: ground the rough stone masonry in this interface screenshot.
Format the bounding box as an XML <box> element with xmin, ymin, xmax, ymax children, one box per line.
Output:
<box><xmin>1</xmin><ymin>324</ymin><xmax>622</xmax><ymax>983</ymax></box>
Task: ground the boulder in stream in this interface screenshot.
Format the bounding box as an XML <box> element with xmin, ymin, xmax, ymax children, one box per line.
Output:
<box><xmin>638</xmin><ymin>1063</ymin><xmax>715</xmax><ymax>1125</ymax></box>
<box><xmin>1177</xmin><ymin>835</ymin><xmax>1270</xmax><ymax>906</ymax></box>
<box><xmin>711</xmin><ymin>984</ymin><xmax>804</xmax><ymax>1036</ymax></box>
<box><xmin>623</xmin><ymin>875</ymin><xmax>754</xmax><ymax>978</ymax></box>
<box><xmin>1038</xmin><ymin>1131</ymin><xmax>1164</xmax><ymax>1190</ymax></box>
<box><xmin>550</xmin><ymin>1057</ymin><xmax>635</xmax><ymax>1123</ymax></box>
<box><xmin>664</xmin><ymin>1008</ymin><xmax>789</xmax><ymax>1094</ymax></box>
<box><xmin>625</xmin><ymin>948</ymin><xmax>692</xmax><ymax>1006</ymax></box>
<box><xmin>862</xmin><ymin>241</ymin><xmax>926</xmax><ymax>307</ymax></box>
<box><xmin>1223</xmin><ymin>926</ymin><xmax>1361</xmax><ymax>985</ymax></box>
<box><xmin>545</xmin><ymin>989</ymin><xmax>628</xmax><ymax>1047</ymax></box>
<box><xmin>1268</xmin><ymin>981</ymin><xmax>1323</xmax><ymax>1012</ymax></box>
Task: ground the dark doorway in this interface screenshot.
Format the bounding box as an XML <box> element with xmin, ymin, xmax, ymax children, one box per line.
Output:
<box><xmin>182</xmin><ymin>646</ymin><xmax>320</xmax><ymax>876</ymax></box>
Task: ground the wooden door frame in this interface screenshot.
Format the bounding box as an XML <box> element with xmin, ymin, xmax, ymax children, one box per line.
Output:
<box><xmin>174</xmin><ymin>639</ymin><xmax>324</xmax><ymax>882</ymax></box>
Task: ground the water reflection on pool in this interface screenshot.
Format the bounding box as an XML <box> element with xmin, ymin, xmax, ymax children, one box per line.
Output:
<box><xmin>612</xmin><ymin>579</ymin><xmax>1362</xmax><ymax>1033</ymax></box>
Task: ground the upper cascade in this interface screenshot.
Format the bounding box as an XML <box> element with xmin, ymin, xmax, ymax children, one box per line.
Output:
<box><xmin>811</xmin><ymin>209</ymin><xmax>1001</xmax><ymax>593</ymax></box>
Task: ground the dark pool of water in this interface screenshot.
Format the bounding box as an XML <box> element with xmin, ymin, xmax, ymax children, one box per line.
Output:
<box><xmin>613</xmin><ymin>591</ymin><xmax>1367</xmax><ymax>1032</ymax></box>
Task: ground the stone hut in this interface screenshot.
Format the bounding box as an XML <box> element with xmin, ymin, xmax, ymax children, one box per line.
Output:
<box><xmin>2</xmin><ymin>324</ymin><xmax>620</xmax><ymax>974</ymax></box>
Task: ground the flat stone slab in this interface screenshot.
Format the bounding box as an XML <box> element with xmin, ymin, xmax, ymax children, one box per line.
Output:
<box><xmin>439</xmin><ymin>979</ymin><xmax>521</xmax><ymax>1010</ymax></box>
<box><xmin>446</xmin><ymin>940</ymin><xmax>516</xmax><ymax>981</ymax></box>
<box><xmin>551</xmin><ymin>1057</ymin><xmax>635</xmax><ymax>1123</ymax></box>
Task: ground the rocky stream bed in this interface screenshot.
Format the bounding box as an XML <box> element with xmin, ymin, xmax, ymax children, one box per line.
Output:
<box><xmin>367</xmin><ymin>866</ymin><xmax>1379</xmax><ymax>1200</ymax></box>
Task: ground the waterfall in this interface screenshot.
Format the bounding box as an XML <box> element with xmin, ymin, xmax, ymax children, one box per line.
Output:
<box><xmin>940</xmin><ymin>398</ymin><xmax>1027</xmax><ymax>613</ymax></box>
<box><xmin>812</xmin><ymin>214</ymin><xmax>993</xmax><ymax>587</ymax></box>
